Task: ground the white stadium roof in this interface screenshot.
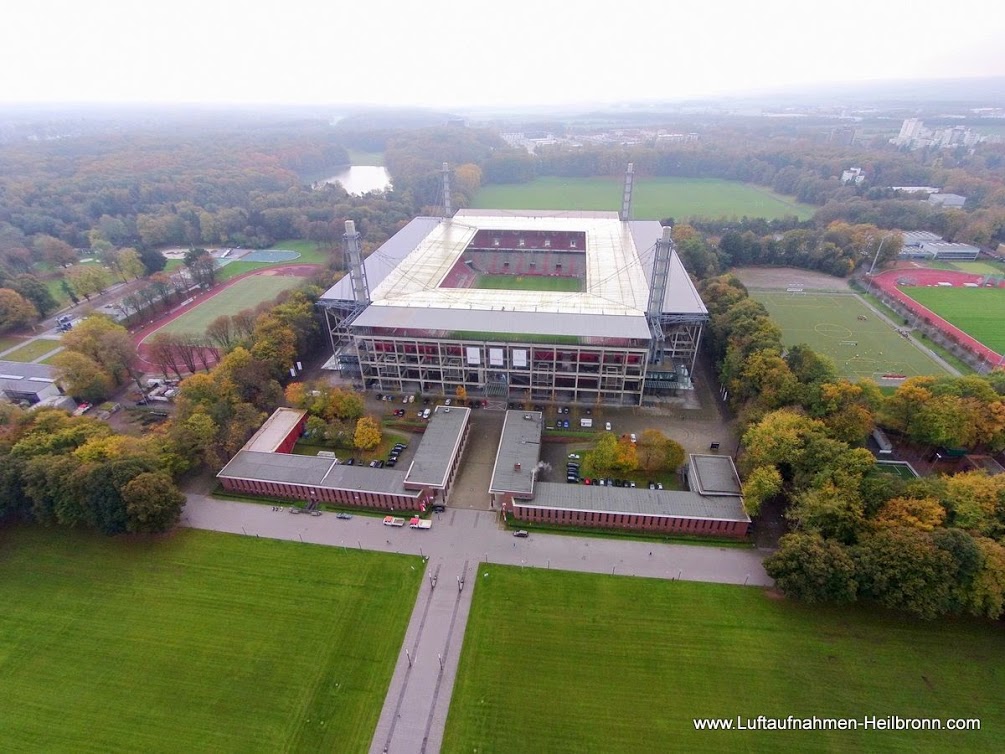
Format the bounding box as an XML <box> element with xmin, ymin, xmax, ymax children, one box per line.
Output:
<box><xmin>320</xmin><ymin>210</ymin><xmax>706</xmax><ymax>339</ymax></box>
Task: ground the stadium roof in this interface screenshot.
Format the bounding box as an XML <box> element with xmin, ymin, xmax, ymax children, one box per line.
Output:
<box><xmin>320</xmin><ymin>210</ymin><xmax>706</xmax><ymax>339</ymax></box>
<box><xmin>687</xmin><ymin>454</ymin><xmax>742</xmax><ymax>497</ymax></box>
<box><xmin>241</xmin><ymin>407</ymin><xmax>306</xmax><ymax>453</ymax></box>
<box><xmin>528</xmin><ymin>483</ymin><xmax>749</xmax><ymax>522</ymax></box>
<box><xmin>404</xmin><ymin>405</ymin><xmax>470</xmax><ymax>488</ymax></box>
<box><xmin>489</xmin><ymin>410</ymin><xmax>543</xmax><ymax>497</ymax></box>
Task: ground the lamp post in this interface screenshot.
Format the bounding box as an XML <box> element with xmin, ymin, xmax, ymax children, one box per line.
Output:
<box><xmin>868</xmin><ymin>234</ymin><xmax>895</xmax><ymax>276</ymax></box>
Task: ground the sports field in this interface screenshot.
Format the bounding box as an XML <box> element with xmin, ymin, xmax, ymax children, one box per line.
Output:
<box><xmin>442</xmin><ymin>566</ymin><xmax>1004</xmax><ymax>753</ymax></box>
<box><xmin>151</xmin><ymin>274</ymin><xmax>307</xmax><ymax>341</ymax></box>
<box><xmin>751</xmin><ymin>290</ymin><xmax>950</xmax><ymax>379</ymax></box>
<box><xmin>475</xmin><ymin>274</ymin><xmax>583</xmax><ymax>292</ymax></box>
<box><xmin>471</xmin><ymin>176</ymin><xmax>816</xmax><ymax>220</ymax></box>
<box><xmin>0</xmin><ymin>527</ymin><xmax>421</xmax><ymax>752</ymax></box>
<box><xmin>900</xmin><ymin>287</ymin><xmax>1005</xmax><ymax>354</ymax></box>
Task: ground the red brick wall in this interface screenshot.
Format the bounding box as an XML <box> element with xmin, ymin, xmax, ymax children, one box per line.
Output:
<box><xmin>220</xmin><ymin>476</ymin><xmax>426</xmax><ymax>511</ymax></box>
<box><xmin>510</xmin><ymin>503</ymin><xmax>748</xmax><ymax>538</ymax></box>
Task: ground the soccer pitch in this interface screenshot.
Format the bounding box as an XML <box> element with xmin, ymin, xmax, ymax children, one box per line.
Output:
<box><xmin>442</xmin><ymin>566</ymin><xmax>1004</xmax><ymax>752</ymax></box>
<box><xmin>751</xmin><ymin>290</ymin><xmax>950</xmax><ymax>379</ymax></box>
<box><xmin>471</xmin><ymin>176</ymin><xmax>816</xmax><ymax>221</ymax></box>
<box><xmin>0</xmin><ymin>527</ymin><xmax>422</xmax><ymax>752</ymax></box>
<box><xmin>151</xmin><ymin>274</ymin><xmax>307</xmax><ymax>342</ymax></box>
<box><xmin>475</xmin><ymin>274</ymin><xmax>583</xmax><ymax>292</ymax></box>
<box><xmin>901</xmin><ymin>287</ymin><xmax>1005</xmax><ymax>354</ymax></box>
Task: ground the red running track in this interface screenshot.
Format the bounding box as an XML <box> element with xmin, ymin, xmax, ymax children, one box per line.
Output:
<box><xmin>870</xmin><ymin>268</ymin><xmax>1003</xmax><ymax>365</ymax></box>
<box><xmin>131</xmin><ymin>264</ymin><xmax>321</xmax><ymax>376</ymax></box>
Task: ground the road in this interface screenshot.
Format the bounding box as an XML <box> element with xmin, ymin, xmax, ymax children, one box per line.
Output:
<box><xmin>181</xmin><ymin>495</ymin><xmax>771</xmax><ymax>754</ymax></box>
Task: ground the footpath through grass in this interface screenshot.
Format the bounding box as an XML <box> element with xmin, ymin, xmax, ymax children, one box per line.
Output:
<box><xmin>901</xmin><ymin>287</ymin><xmax>1005</xmax><ymax>354</ymax></box>
<box><xmin>472</xmin><ymin>176</ymin><xmax>815</xmax><ymax>220</ymax></box>
<box><xmin>443</xmin><ymin>566</ymin><xmax>1005</xmax><ymax>753</ymax></box>
<box><xmin>0</xmin><ymin>527</ymin><xmax>422</xmax><ymax>753</ymax></box>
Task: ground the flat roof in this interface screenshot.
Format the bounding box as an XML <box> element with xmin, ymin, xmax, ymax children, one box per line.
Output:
<box><xmin>323</xmin><ymin>210</ymin><xmax>706</xmax><ymax>337</ymax></box>
<box><xmin>0</xmin><ymin>359</ymin><xmax>59</xmax><ymax>396</ymax></box>
<box><xmin>526</xmin><ymin>483</ymin><xmax>749</xmax><ymax>522</ymax></box>
<box><xmin>404</xmin><ymin>405</ymin><xmax>470</xmax><ymax>488</ymax></box>
<box><xmin>242</xmin><ymin>407</ymin><xmax>307</xmax><ymax>453</ymax></box>
<box><xmin>217</xmin><ymin>450</ymin><xmax>422</xmax><ymax>496</ymax></box>
<box><xmin>489</xmin><ymin>410</ymin><xmax>543</xmax><ymax>497</ymax></box>
<box><xmin>687</xmin><ymin>454</ymin><xmax>742</xmax><ymax>497</ymax></box>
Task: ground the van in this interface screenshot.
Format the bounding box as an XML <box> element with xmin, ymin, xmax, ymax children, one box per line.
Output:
<box><xmin>580</xmin><ymin>418</ymin><xmax>593</xmax><ymax>428</ymax></box>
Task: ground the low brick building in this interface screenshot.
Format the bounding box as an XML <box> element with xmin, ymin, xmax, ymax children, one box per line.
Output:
<box><xmin>491</xmin><ymin>410</ymin><xmax>750</xmax><ymax>538</ymax></box>
<box><xmin>217</xmin><ymin>405</ymin><xmax>470</xmax><ymax>511</ymax></box>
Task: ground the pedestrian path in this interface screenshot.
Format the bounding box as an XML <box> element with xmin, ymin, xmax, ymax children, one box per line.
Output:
<box><xmin>180</xmin><ymin>495</ymin><xmax>770</xmax><ymax>754</ymax></box>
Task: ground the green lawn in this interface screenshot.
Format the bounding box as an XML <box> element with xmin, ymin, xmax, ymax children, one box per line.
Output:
<box><xmin>347</xmin><ymin>149</ymin><xmax>385</xmax><ymax>166</ymax></box>
<box><xmin>265</xmin><ymin>239</ymin><xmax>333</xmax><ymax>266</ymax></box>
<box><xmin>901</xmin><ymin>287</ymin><xmax>1005</xmax><ymax>354</ymax></box>
<box><xmin>0</xmin><ymin>335</ymin><xmax>27</xmax><ymax>353</ymax></box>
<box><xmin>443</xmin><ymin>566</ymin><xmax>1004</xmax><ymax>753</ymax></box>
<box><xmin>44</xmin><ymin>276</ymin><xmax>70</xmax><ymax>306</ymax></box>
<box><xmin>475</xmin><ymin>274</ymin><xmax>583</xmax><ymax>292</ymax></box>
<box><xmin>751</xmin><ymin>290</ymin><xmax>951</xmax><ymax>380</ymax></box>
<box><xmin>149</xmin><ymin>274</ymin><xmax>309</xmax><ymax>342</ymax></box>
<box><xmin>0</xmin><ymin>338</ymin><xmax>63</xmax><ymax>362</ymax></box>
<box><xmin>0</xmin><ymin>527</ymin><xmax>421</xmax><ymax>753</ymax></box>
<box><xmin>951</xmin><ymin>261</ymin><xmax>1005</xmax><ymax>276</ymax></box>
<box><xmin>472</xmin><ymin>176</ymin><xmax>816</xmax><ymax>221</ymax></box>
<box><xmin>216</xmin><ymin>260</ymin><xmax>277</xmax><ymax>281</ymax></box>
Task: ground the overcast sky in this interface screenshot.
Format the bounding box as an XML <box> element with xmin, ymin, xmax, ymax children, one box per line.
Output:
<box><xmin>3</xmin><ymin>0</ymin><xmax>1003</xmax><ymax>108</ymax></box>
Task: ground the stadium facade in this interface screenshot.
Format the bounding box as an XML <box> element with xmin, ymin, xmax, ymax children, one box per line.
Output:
<box><xmin>319</xmin><ymin>204</ymin><xmax>708</xmax><ymax>406</ymax></box>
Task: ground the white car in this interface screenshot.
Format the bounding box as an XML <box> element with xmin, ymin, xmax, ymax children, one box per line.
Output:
<box><xmin>630</xmin><ymin>433</ymin><xmax>637</xmax><ymax>444</ymax></box>
<box><xmin>605</xmin><ymin>421</ymin><xmax>612</xmax><ymax>431</ymax></box>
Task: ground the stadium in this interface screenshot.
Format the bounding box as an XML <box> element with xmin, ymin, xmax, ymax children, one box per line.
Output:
<box><xmin>319</xmin><ymin>170</ymin><xmax>707</xmax><ymax>406</ymax></box>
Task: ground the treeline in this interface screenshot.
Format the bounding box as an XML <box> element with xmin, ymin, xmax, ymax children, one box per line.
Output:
<box><xmin>699</xmin><ymin>274</ymin><xmax>1005</xmax><ymax>619</ymax></box>
<box><xmin>671</xmin><ymin>221</ymin><xmax>902</xmax><ymax>280</ymax></box>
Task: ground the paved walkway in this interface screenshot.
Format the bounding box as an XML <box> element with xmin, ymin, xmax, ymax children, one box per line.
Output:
<box><xmin>181</xmin><ymin>495</ymin><xmax>770</xmax><ymax>753</ymax></box>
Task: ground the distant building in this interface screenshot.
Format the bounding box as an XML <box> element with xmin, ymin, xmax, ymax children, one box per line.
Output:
<box><xmin>901</xmin><ymin>230</ymin><xmax>943</xmax><ymax>248</ymax></box>
<box><xmin>920</xmin><ymin>241</ymin><xmax>980</xmax><ymax>260</ymax></box>
<box><xmin>890</xmin><ymin>186</ymin><xmax>941</xmax><ymax>195</ymax></box>
<box><xmin>929</xmin><ymin>193</ymin><xmax>967</xmax><ymax>209</ymax></box>
<box><xmin>841</xmin><ymin>167</ymin><xmax>865</xmax><ymax>185</ymax></box>
<box><xmin>0</xmin><ymin>360</ymin><xmax>64</xmax><ymax>405</ymax></box>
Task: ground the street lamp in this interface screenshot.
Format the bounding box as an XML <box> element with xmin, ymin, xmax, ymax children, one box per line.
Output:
<box><xmin>868</xmin><ymin>234</ymin><xmax>896</xmax><ymax>276</ymax></box>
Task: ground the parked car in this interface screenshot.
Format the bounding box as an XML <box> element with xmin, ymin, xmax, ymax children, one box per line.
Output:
<box><xmin>630</xmin><ymin>433</ymin><xmax>637</xmax><ymax>444</ymax></box>
<box><xmin>431</xmin><ymin>504</ymin><xmax>446</xmax><ymax>513</ymax></box>
<box><xmin>346</xmin><ymin>458</ymin><xmax>356</xmax><ymax>466</ymax></box>
<box><xmin>513</xmin><ymin>530</ymin><xmax>529</xmax><ymax>538</ymax></box>
<box><xmin>656</xmin><ymin>482</ymin><xmax>664</xmax><ymax>490</ymax></box>
<box><xmin>605</xmin><ymin>421</ymin><xmax>612</xmax><ymax>431</ymax></box>
<box><xmin>385</xmin><ymin>459</ymin><xmax>397</xmax><ymax>468</ymax></box>
<box><xmin>568</xmin><ymin>453</ymin><xmax>581</xmax><ymax>460</ymax></box>
<box><xmin>336</xmin><ymin>512</ymin><xmax>352</xmax><ymax>520</ymax></box>
<box><xmin>368</xmin><ymin>460</ymin><xmax>380</xmax><ymax>468</ymax></box>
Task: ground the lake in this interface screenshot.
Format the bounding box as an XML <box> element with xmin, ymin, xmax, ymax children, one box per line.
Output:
<box><xmin>317</xmin><ymin>165</ymin><xmax>392</xmax><ymax>195</ymax></box>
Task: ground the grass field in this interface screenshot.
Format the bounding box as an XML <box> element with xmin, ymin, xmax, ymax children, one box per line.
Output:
<box><xmin>0</xmin><ymin>338</ymin><xmax>63</xmax><ymax>362</ymax></box>
<box><xmin>0</xmin><ymin>527</ymin><xmax>422</xmax><ymax>753</ymax></box>
<box><xmin>915</xmin><ymin>260</ymin><xmax>1004</xmax><ymax>275</ymax></box>
<box><xmin>901</xmin><ymin>287</ymin><xmax>1005</xmax><ymax>354</ymax></box>
<box><xmin>0</xmin><ymin>335</ymin><xmax>26</xmax><ymax>353</ymax></box>
<box><xmin>751</xmin><ymin>290</ymin><xmax>950</xmax><ymax>379</ymax></box>
<box><xmin>443</xmin><ymin>566</ymin><xmax>1004</xmax><ymax>753</ymax></box>
<box><xmin>475</xmin><ymin>274</ymin><xmax>583</xmax><ymax>292</ymax></box>
<box><xmin>471</xmin><ymin>176</ymin><xmax>816</xmax><ymax>221</ymax></box>
<box><xmin>151</xmin><ymin>274</ymin><xmax>308</xmax><ymax>341</ymax></box>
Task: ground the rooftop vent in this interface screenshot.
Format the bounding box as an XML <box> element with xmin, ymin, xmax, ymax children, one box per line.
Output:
<box><xmin>514</xmin><ymin>463</ymin><xmax>521</xmax><ymax>471</ymax></box>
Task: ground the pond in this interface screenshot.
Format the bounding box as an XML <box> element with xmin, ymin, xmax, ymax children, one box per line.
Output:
<box><xmin>317</xmin><ymin>165</ymin><xmax>392</xmax><ymax>195</ymax></box>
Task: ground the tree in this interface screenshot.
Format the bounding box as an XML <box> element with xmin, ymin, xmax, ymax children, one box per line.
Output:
<box><xmin>853</xmin><ymin>527</ymin><xmax>954</xmax><ymax>619</ymax></box>
<box><xmin>205</xmin><ymin>315</ymin><xmax>235</xmax><ymax>351</ymax></box>
<box><xmin>137</xmin><ymin>247</ymin><xmax>168</xmax><ymax>274</ymax></box>
<box><xmin>60</xmin><ymin>278</ymin><xmax>80</xmax><ymax>305</ymax></box>
<box><xmin>741</xmin><ymin>466</ymin><xmax>782</xmax><ymax>516</ymax></box>
<box><xmin>118</xmin><ymin>248</ymin><xmax>147</xmax><ymax>280</ymax></box>
<box><xmin>0</xmin><ymin>288</ymin><xmax>38</xmax><ymax>332</ymax></box>
<box><xmin>66</xmin><ymin>264</ymin><xmax>109</xmax><ymax>300</ymax></box>
<box><xmin>613</xmin><ymin>436</ymin><xmax>638</xmax><ymax>474</ymax></box>
<box><xmin>11</xmin><ymin>274</ymin><xmax>58</xmax><ymax>317</ymax></box>
<box><xmin>637</xmin><ymin>429</ymin><xmax>671</xmax><ymax>474</ymax></box>
<box><xmin>353</xmin><ymin>416</ymin><xmax>381</xmax><ymax>451</ymax></box>
<box><xmin>33</xmin><ymin>234</ymin><xmax>77</xmax><ymax>267</ymax></box>
<box><xmin>942</xmin><ymin>472</ymin><xmax>1005</xmax><ymax>536</ymax></box>
<box><xmin>61</xmin><ymin>315</ymin><xmax>139</xmax><ymax>387</ymax></box>
<box><xmin>589</xmin><ymin>433</ymin><xmax>619</xmax><ymax>474</ymax></box>
<box><xmin>874</xmin><ymin>496</ymin><xmax>946</xmax><ymax>532</ymax></box>
<box><xmin>764</xmin><ymin>533</ymin><xmax>857</xmax><ymax>604</ymax></box>
<box><xmin>970</xmin><ymin>537</ymin><xmax>1005</xmax><ymax>620</ymax></box>
<box><xmin>122</xmin><ymin>472</ymin><xmax>185</xmax><ymax>533</ymax></box>
<box><xmin>50</xmin><ymin>351</ymin><xmax>114</xmax><ymax>402</ymax></box>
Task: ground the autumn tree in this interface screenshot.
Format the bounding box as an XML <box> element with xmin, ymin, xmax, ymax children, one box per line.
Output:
<box><xmin>941</xmin><ymin>472</ymin><xmax>1005</xmax><ymax>536</ymax></box>
<box><xmin>122</xmin><ymin>472</ymin><xmax>185</xmax><ymax>533</ymax></box>
<box><xmin>61</xmin><ymin>315</ymin><xmax>139</xmax><ymax>387</ymax></box>
<box><xmin>66</xmin><ymin>263</ymin><xmax>109</xmax><ymax>300</ymax></box>
<box><xmin>10</xmin><ymin>274</ymin><xmax>58</xmax><ymax>317</ymax></box>
<box><xmin>741</xmin><ymin>466</ymin><xmax>782</xmax><ymax>516</ymax></box>
<box><xmin>589</xmin><ymin>433</ymin><xmax>619</xmax><ymax>474</ymax></box>
<box><xmin>205</xmin><ymin>315</ymin><xmax>235</xmax><ymax>351</ymax></box>
<box><xmin>636</xmin><ymin>429</ymin><xmax>684</xmax><ymax>474</ymax></box>
<box><xmin>874</xmin><ymin>496</ymin><xmax>946</xmax><ymax>532</ymax></box>
<box><xmin>764</xmin><ymin>533</ymin><xmax>858</xmax><ymax>604</ymax></box>
<box><xmin>353</xmin><ymin>416</ymin><xmax>382</xmax><ymax>451</ymax></box>
<box><xmin>33</xmin><ymin>233</ymin><xmax>77</xmax><ymax>267</ymax></box>
<box><xmin>50</xmin><ymin>350</ymin><xmax>114</xmax><ymax>402</ymax></box>
<box><xmin>0</xmin><ymin>288</ymin><xmax>38</xmax><ymax>332</ymax></box>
